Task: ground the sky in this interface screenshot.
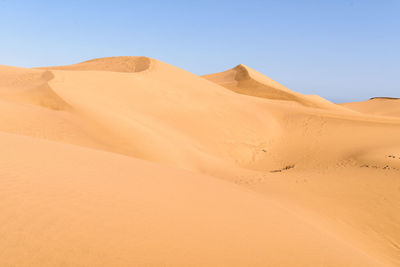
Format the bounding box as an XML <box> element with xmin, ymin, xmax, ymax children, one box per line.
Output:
<box><xmin>0</xmin><ymin>0</ymin><xmax>399</xmax><ymax>102</ymax></box>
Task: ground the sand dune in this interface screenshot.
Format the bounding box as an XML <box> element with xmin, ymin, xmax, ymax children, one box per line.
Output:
<box><xmin>203</xmin><ymin>64</ymin><xmax>348</xmax><ymax>110</ymax></box>
<box><xmin>341</xmin><ymin>97</ymin><xmax>400</xmax><ymax>118</ymax></box>
<box><xmin>0</xmin><ymin>57</ymin><xmax>399</xmax><ymax>266</ymax></box>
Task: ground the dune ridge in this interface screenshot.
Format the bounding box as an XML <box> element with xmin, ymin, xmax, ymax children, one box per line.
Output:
<box><xmin>38</xmin><ymin>56</ymin><xmax>152</xmax><ymax>73</ymax></box>
<box><xmin>370</xmin><ymin>97</ymin><xmax>400</xmax><ymax>100</ymax></box>
<box><xmin>202</xmin><ymin>64</ymin><xmax>348</xmax><ymax>110</ymax></box>
<box><xmin>0</xmin><ymin>57</ymin><xmax>399</xmax><ymax>266</ymax></box>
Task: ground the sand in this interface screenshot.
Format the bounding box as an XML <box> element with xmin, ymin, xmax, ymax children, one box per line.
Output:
<box><xmin>0</xmin><ymin>57</ymin><xmax>399</xmax><ymax>266</ymax></box>
<box><xmin>340</xmin><ymin>97</ymin><xmax>400</xmax><ymax>118</ymax></box>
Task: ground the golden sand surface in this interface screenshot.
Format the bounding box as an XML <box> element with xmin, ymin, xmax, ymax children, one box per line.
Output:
<box><xmin>0</xmin><ymin>57</ymin><xmax>399</xmax><ymax>266</ymax></box>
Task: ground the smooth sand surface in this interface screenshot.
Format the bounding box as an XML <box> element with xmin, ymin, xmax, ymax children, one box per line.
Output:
<box><xmin>0</xmin><ymin>57</ymin><xmax>399</xmax><ymax>266</ymax></box>
<box><xmin>341</xmin><ymin>97</ymin><xmax>400</xmax><ymax>118</ymax></box>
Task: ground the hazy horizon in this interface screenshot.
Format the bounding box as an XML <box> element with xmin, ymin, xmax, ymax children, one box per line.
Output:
<box><xmin>1</xmin><ymin>0</ymin><xmax>399</xmax><ymax>102</ymax></box>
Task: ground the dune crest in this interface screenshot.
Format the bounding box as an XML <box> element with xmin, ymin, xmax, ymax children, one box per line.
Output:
<box><xmin>203</xmin><ymin>64</ymin><xmax>347</xmax><ymax>110</ymax></box>
<box><xmin>38</xmin><ymin>56</ymin><xmax>152</xmax><ymax>73</ymax></box>
<box><xmin>0</xmin><ymin>67</ymin><xmax>69</xmax><ymax>110</ymax></box>
<box><xmin>370</xmin><ymin>97</ymin><xmax>400</xmax><ymax>100</ymax></box>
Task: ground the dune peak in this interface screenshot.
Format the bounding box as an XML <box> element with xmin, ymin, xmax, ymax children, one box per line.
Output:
<box><xmin>38</xmin><ymin>56</ymin><xmax>153</xmax><ymax>73</ymax></box>
<box><xmin>203</xmin><ymin>64</ymin><xmax>347</xmax><ymax>110</ymax></box>
<box><xmin>232</xmin><ymin>64</ymin><xmax>252</xmax><ymax>81</ymax></box>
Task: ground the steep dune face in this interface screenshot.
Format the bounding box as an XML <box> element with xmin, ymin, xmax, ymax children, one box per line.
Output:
<box><xmin>0</xmin><ymin>57</ymin><xmax>400</xmax><ymax>266</ymax></box>
<box><xmin>203</xmin><ymin>64</ymin><xmax>346</xmax><ymax>110</ymax></box>
<box><xmin>341</xmin><ymin>98</ymin><xmax>400</xmax><ymax>118</ymax></box>
<box><xmin>0</xmin><ymin>66</ymin><xmax>69</xmax><ymax>110</ymax></box>
<box><xmin>203</xmin><ymin>64</ymin><xmax>295</xmax><ymax>100</ymax></box>
<box><xmin>0</xmin><ymin>66</ymin><xmax>100</xmax><ymax>148</ymax></box>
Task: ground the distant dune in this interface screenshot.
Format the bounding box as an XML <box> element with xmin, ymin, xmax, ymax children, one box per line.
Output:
<box><xmin>0</xmin><ymin>57</ymin><xmax>399</xmax><ymax>266</ymax></box>
<box><xmin>341</xmin><ymin>97</ymin><xmax>400</xmax><ymax>118</ymax></box>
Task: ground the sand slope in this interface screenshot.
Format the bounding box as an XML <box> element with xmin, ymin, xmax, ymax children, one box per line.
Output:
<box><xmin>341</xmin><ymin>97</ymin><xmax>400</xmax><ymax>118</ymax></box>
<box><xmin>0</xmin><ymin>132</ymin><xmax>383</xmax><ymax>267</ymax></box>
<box><xmin>0</xmin><ymin>57</ymin><xmax>399</xmax><ymax>266</ymax></box>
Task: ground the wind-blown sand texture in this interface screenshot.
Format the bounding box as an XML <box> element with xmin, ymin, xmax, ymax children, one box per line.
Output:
<box><xmin>0</xmin><ymin>57</ymin><xmax>399</xmax><ymax>266</ymax></box>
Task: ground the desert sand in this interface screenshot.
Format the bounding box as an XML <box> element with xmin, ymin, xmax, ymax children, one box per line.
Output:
<box><xmin>0</xmin><ymin>56</ymin><xmax>399</xmax><ymax>266</ymax></box>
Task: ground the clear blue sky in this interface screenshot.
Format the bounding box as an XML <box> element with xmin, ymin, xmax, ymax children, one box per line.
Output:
<box><xmin>0</xmin><ymin>0</ymin><xmax>399</xmax><ymax>102</ymax></box>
